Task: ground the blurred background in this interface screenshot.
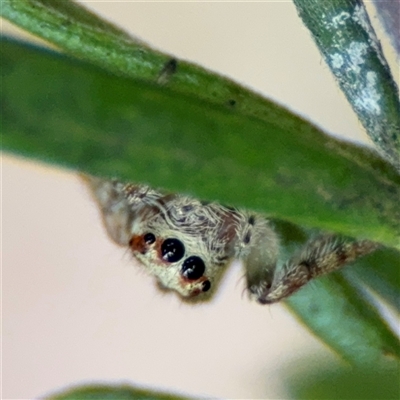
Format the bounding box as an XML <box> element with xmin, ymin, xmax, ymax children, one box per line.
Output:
<box><xmin>2</xmin><ymin>1</ymin><xmax>398</xmax><ymax>399</ymax></box>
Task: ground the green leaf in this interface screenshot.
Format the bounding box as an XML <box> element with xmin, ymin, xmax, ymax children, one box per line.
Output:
<box><xmin>2</xmin><ymin>0</ymin><xmax>399</xmax><ymax>175</ymax></box>
<box><xmin>2</xmin><ymin>0</ymin><xmax>399</xmax><ymax>244</ymax></box>
<box><xmin>48</xmin><ymin>384</ymin><xmax>191</xmax><ymax>400</ymax></box>
<box><xmin>2</xmin><ymin>0</ymin><xmax>334</xmax><ymax>127</ymax></box>
<box><xmin>293</xmin><ymin>0</ymin><xmax>400</xmax><ymax>171</ymax></box>
<box><xmin>273</xmin><ymin>221</ymin><xmax>400</xmax><ymax>364</ymax></box>
<box><xmin>1</xmin><ymin>38</ymin><xmax>399</xmax><ymax>250</ymax></box>
<box><xmin>286</xmin><ymin>270</ymin><xmax>400</xmax><ymax>364</ymax></box>
<box><xmin>284</xmin><ymin>358</ymin><xmax>400</xmax><ymax>400</ymax></box>
<box><xmin>344</xmin><ymin>247</ymin><xmax>400</xmax><ymax>312</ymax></box>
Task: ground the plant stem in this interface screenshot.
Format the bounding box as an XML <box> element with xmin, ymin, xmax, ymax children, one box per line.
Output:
<box><xmin>293</xmin><ymin>0</ymin><xmax>400</xmax><ymax>171</ymax></box>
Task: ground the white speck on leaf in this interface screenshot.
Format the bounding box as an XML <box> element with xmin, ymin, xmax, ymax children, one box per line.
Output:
<box><xmin>331</xmin><ymin>11</ymin><xmax>350</xmax><ymax>28</ymax></box>
<box><xmin>352</xmin><ymin>5</ymin><xmax>371</xmax><ymax>34</ymax></box>
<box><xmin>354</xmin><ymin>71</ymin><xmax>381</xmax><ymax>115</ymax></box>
<box><xmin>331</xmin><ymin>53</ymin><xmax>344</xmax><ymax>69</ymax></box>
<box><xmin>347</xmin><ymin>41</ymin><xmax>368</xmax><ymax>73</ymax></box>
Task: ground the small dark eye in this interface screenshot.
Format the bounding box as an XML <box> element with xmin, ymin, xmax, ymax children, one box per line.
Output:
<box><xmin>202</xmin><ymin>280</ymin><xmax>211</xmax><ymax>292</ymax></box>
<box><xmin>161</xmin><ymin>238</ymin><xmax>185</xmax><ymax>262</ymax></box>
<box><xmin>144</xmin><ymin>233</ymin><xmax>156</xmax><ymax>244</ymax></box>
<box><xmin>181</xmin><ymin>256</ymin><xmax>205</xmax><ymax>280</ymax></box>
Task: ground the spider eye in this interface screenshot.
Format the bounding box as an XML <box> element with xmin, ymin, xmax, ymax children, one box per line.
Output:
<box><xmin>202</xmin><ymin>280</ymin><xmax>211</xmax><ymax>292</ymax></box>
<box><xmin>144</xmin><ymin>233</ymin><xmax>156</xmax><ymax>244</ymax></box>
<box><xmin>181</xmin><ymin>256</ymin><xmax>205</xmax><ymax>280</ymax></box>
<box><xmin>161</xmin><ymin>238</ymin><xmax>185</xmax><ymax>262</ymax></box>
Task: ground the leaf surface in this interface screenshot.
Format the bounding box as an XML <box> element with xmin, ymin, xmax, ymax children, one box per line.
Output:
<box><xmin>2</xmin><ymin>39</ymin><xmax>399</xmax><ymax>249</ymax></box>
<box><xmin>275</xmin><ymin>221</ymin><xmax>400</xmax><ymax>364</ymax></box>
<box><xmin>48</xmin><ymin>384</ymin><xmax>190</xmax><ymax>400</ymax></box>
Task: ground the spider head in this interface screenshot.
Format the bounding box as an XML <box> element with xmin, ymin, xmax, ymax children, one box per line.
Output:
<box><xmin>128</xmin><ymin>194</ymin><xmax>238</xmax><ymax>299</ymax></box>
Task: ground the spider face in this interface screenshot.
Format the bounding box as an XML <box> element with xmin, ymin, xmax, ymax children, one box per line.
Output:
<box><xmin>84</xmin><ymin>175</ymin><xmax>251</xmax><ymax>299</ymax></box>
<box><xmin>126</xmin><ymin>193</ymin><xmax>243</xmax><ymax>298</ymax></box>
<box><xmin>129</xmin><ymin>233</ymin><xmax>212</xmax><ymax>297</ymax></box>
<box><xmin>83</xmin><ymin>174</ymin><xmax>279</xmax><ymax>300</ymax></box>
<box><xmin>83</xmin><ymin>174</ymin><xmax>376</xmax><ymax>303</ymax></box>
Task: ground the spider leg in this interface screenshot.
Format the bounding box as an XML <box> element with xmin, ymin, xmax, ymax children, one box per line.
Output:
<box><xmin>251</xmin><ymin>234</ymin><xmax>380</xmax><ymax>304</ymax></box>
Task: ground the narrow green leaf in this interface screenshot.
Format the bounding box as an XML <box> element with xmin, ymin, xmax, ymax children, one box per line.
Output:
<box><xmin>293</xmin><ymin>0</ymin><xmax>400</xmax><ymax>171</ymax></box>
<box><xmin>2</xmin><ymin>0</ymin><xmax>309</xmax><ymax>129</ymax></box>
<box><xmin>1</xmin><ymin>38</ymin><xmax>399</xmax><ymax>249</ymax></box>
<box><xmin>274</xmin><ymin>220</ymin><xmax>400</xmax><ymax>364</ymax></box>
<box><xmin>285</xmin><ymin>358</ymin><xmax>400</xmax><ymax>400</ymax></box>
<box><xmin>286</xmin><ymin>271</ymin><xmax>400</xmax><ymax>364</ymax></box>
<box><xmin>2</xmin><ymin>0</ymin><xmax>399</xmax><ymax>178</ymax></box>
<box><xmin>48</xmin><ymin>384</ymin><xmax>190</xmax><ymax>400</ymax></box>
<box><xmin>343</xmin><ymin>247</ymin><xmax>400</xmax><ymax>312</ymax></box>
<box><xmin>1</xmin><ymin>0</ymin><xmax>167</xmax><ymax>78</ymax></box>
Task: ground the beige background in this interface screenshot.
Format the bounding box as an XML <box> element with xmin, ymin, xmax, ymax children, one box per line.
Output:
<box><xmin>2</xmin><ymin>1</ymin><xmax>397</xmax><ymax>399</ymax></box>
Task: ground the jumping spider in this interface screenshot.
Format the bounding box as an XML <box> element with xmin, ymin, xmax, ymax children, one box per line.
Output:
<box><xmin>83</xmin><ymin>175</ymin><xmax>379</xmax><ymax>303</ymax></box>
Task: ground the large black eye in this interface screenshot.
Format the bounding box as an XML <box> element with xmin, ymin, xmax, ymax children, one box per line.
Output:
<box><xmin>161</xmin><ymin>238</ymin><xmax>185</xmax><ymax>262</ymax></box>
<box><xmin>181</xmin><ymin>256</ymin><xmax>205</xmax><ymax>280</ymax></box>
